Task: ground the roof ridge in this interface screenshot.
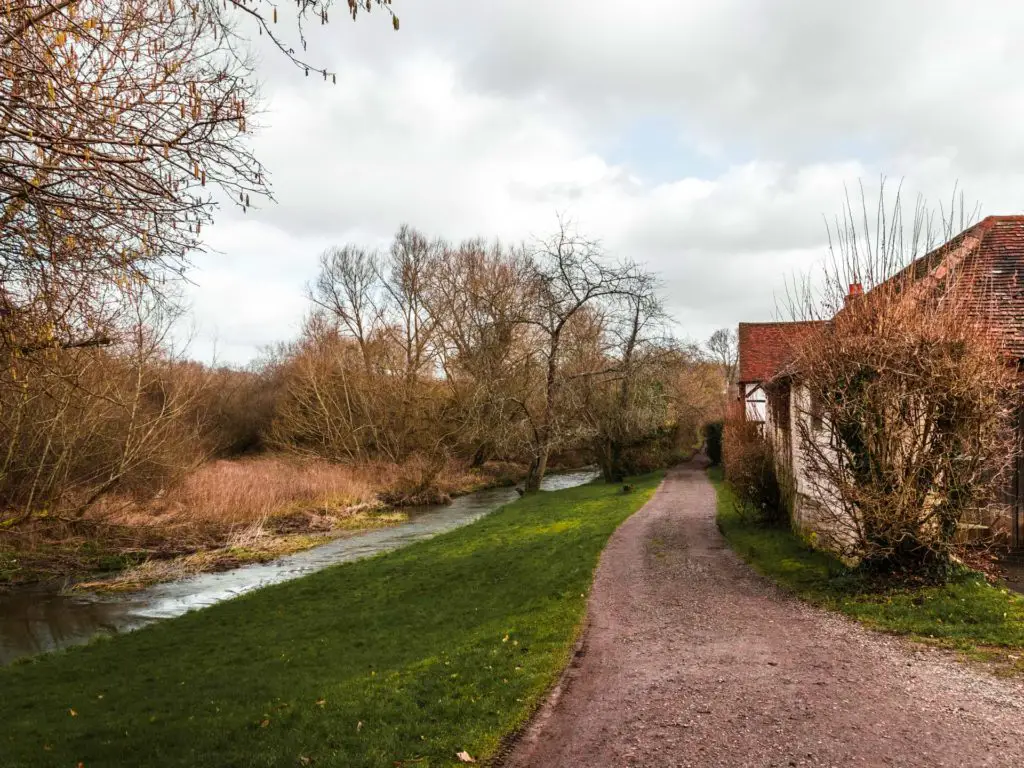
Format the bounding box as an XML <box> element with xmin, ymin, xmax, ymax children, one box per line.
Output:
<box><xmin>737</xmin><ymin>320</ymin><xmax>826</xmax><ymax>327</ymax></box>
<box><xmin>980</xmin><ymin>214</ymin><xmax>1024</xmax><ymax>223</ymax></box>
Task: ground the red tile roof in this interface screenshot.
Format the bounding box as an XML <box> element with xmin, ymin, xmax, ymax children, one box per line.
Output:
<box><xmin>737</xmin><ymin>321</ymin><xmax>825</xmax><ymax>384</ymax></box>
<box><xmin>880</xmin><ymin>215</ymin><xmax>1024</xmax><ymax>358</ymax></box>
<box><xmin>738</xmin><ymin>216</ymin><xmax>1024</xmax><ymax>386</ymax></box>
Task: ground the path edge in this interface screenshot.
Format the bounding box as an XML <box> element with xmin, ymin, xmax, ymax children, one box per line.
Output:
<box><xmin>487</xmin><ymin>615</ymin><xmax>591</xmax><ymax>767</ymax></box>
<box><xmin>487</xmin><ymin>469</ymin><xmax>675</xmax><ymax>767</ymax></box>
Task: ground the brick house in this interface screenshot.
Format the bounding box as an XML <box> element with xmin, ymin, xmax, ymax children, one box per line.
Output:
<box><xmin>736</xmin><ymin>322</ymin><xmax>824</xmax><ymax>424</ymax></box>
<box><xmin>737</xmin><ymin>216</ymin><xmax>1024</xmax><ymax>549</ymax></box>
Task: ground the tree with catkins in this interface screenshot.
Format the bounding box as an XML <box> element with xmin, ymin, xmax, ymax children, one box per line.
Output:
<box><xmin>2</xmin><ymin>0</ymin><xmax>269</xmax><ymax>351</ymax></box>
<box><xmin>0</xmin><ymin>0</ymin><xmax>401</xmax><ymax>517</ymax></box>
<box><xmin>1</xmin><ymin>0</ymin><xmax>399</xmax><ymax>353</ymax></box>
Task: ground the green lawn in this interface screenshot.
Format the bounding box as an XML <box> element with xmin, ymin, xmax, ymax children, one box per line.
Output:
<box><xmin>0</xmin><ymin>473</ymin><xmax>662</xmax><ymax>768</ymax></box>
<box><xmin>709</xmin><ymin>467</ymin><xmax>1024</xmax><ymax>673</ymax></box>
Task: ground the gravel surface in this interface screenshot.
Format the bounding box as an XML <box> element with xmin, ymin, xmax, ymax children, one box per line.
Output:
<box><xmin>504</xmin><ymin>460</ymin><xmax>1024</xmax><ymax>768</ymax></box>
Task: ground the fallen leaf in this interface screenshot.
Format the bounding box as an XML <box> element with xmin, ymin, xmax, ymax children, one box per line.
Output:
<box><xmin>69</xmin><ymin>708</ymin><xmax>78</xmax><ymax>717</ymax></box>
<box><xmin>315</xmin><ymin>699</ymin><xmax>326</xmax><ymax>708</ymax></box>
<box><xmin>357</xmin><ymin>721</ymin><xmax>363</xmax><ymax>732</ymax></box>
<box><xmin>456</xmin><ymin>751</ymin><xmax>475</xmax><ymax>763</ymax></box>
<box><xmin>298</xmin><ymin>757</ymin><xmax>311</xmax><ymax>766</ymax></box>
<box><xmin>260</xmin><ymin>719</ymin><xmax>270</xmax><ymax>728</ymax></box>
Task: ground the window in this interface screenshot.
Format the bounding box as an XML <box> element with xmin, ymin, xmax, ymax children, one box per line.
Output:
<box><xmin>745</xmin><ymin>383</ymin><xmax>767</xmax><ymax>423</ymax></box>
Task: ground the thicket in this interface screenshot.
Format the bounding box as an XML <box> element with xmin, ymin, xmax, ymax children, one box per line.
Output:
<box><xmin>722</xmin><ymin>416</ymin><xmax>786</xmax><ymax>526</ymax></box>
<box><xmin>0</xmin><ymin>224</ymin><xmax>725</xmax><ymax>525</ymax></box>
<box><xmin>786</xmin><ymin>184</ymin><xmax>1015</xmax><ymax>580</ymax></box>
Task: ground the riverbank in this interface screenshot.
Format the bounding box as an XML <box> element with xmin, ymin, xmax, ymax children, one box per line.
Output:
<box><xmin>0</xmin><ymin>456</ymin><xmax>525</xmax><ymax>590</ymax></box>
<box><xmin>709</xmin><ymin>467</ymin><xmax>1024</xmax><ymax>676</ymax></box>
<box><xmin>0</xmin><ymin>472</ymin><xmax>661</xmax><ymax>767</ymax></box>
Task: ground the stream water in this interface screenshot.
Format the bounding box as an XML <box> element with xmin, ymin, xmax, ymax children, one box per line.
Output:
<box><xmin>0</xmin><ymin>469</ymin><xmax>599</xmax><ymax>665</ymax></box>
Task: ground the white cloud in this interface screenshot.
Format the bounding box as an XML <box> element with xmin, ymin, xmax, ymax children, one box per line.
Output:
<box><xmin>181</xmin><ymin>1</ymin><xmax>1024</xmax><ymax>364</ymax></box>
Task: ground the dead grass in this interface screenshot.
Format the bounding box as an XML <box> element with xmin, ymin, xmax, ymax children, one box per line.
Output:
<box><xmin>91</xmin><ymin>456</ymin><xmax>383</xmax><ymax>528</ymax></box>
<box><xmin>1</xmin><ymin>455</ymin><xmax>527</xmax><ymax>588</ymax></box>
<box><xmin>91</xmin><ymin>455</ymin><xmax>523</xmax><ymax>528</ymax></box>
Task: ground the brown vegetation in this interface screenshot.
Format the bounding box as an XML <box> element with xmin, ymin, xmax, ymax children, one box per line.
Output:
<box><xmin>787</xmin><ymin>184</ymin><xmax>1017</xmax><ymax>578</ymax></box>
<box><xmin>0</xmin><ymin>214</ymin><xmax>725</xmax><ymax>588</ymax></box>
<box><xmin>1</xmin><ymin>3</ymin><xmax>726</xmax><ymax>589</ymax></box>
<box><xmin>722</xmin><ymin>415</ymin><xmax>785</xmax><ymax>526</ymax></box>
<box><xmin>790</xmin><ymin>282</ymin><xmax>1016</xmax><ymax>576</ymax></box>
<box><xmin>0</xmin><ymin>216</ymin><xmax>727</xmax><ymax>588</ymax></box>
<box><xmin>1</xmin><ymin>455</ymin><xmax>525</xmax><ymax>587</ymax></box>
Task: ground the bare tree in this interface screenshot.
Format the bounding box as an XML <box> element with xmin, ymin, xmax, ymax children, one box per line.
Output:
<box><xmin>1</xmin><ymin>0</ymin><xmax>402</xmax><ymax>360</ymax></box>
<box><xmin>282</xmin><ymin>222</ymin><xmax>691</xmax><ymax>496</ymax></box>
<box><xmin>280</xmin><ymin>226</ymin><xmax>447</xmax><ymax>463</ymax></box>
<box><xmin>424</xmin><ymin>237</ymin><xmax>534</xmax><ymax>466</ymax></box>
<box><xmin>518</xmin><ymin>221</ymin><xmax>641</xmax><ymax>492</ymax></box>
<box><xmin>308</xmin><ymin>245</ymin><xmax>383</xmax><ymax>367</ymax></box>
<box><xmin>0</xmin><ymin>283</ymin><xmax>213</xmax><ymax>521</ymax></box>
<box><xmin>587</xmin><ymin>278</ymin><xmax>674</xmax><ymax>481</ymax></box>
<box><xmin>670</xmin><ymin>348</ymin><xmax>726</xmax><ymax>449</ymax></box>
<box><xmin>785</xmin><ymin>181</ymin><xmax>1013</xmax><ymax>578</ymax></box>
<box><xmin>785</xmin><ymin>178</ymin><xmax>977</xmax><ymax>320</ymax></box>
<box><xmin>705</xmin><ymin>328</ymin><xmax>738</xmax><ymax>387</ymax></box>
<box><xmin>381</xmin><ymin>225</ymin><xmax>442</xmax><ymax>383</ymax></box>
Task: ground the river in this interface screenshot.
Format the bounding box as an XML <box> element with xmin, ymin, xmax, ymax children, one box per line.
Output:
<box><xmin>0</xmin><ymin>468</ymin><xmax>599</xmax><ymax>665</ymax></box>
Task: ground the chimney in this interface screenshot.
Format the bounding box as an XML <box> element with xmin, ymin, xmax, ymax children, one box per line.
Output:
<box><xmin>845</xmin><ymin>282</ymin><xmax>864</xmax><ymax>306</ymax></box>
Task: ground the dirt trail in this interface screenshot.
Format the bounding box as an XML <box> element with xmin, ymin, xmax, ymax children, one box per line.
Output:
<box><xmin>505</xmin><ymin>461</ymin><xmax>1024</xmax><ymax>768</ymax></box>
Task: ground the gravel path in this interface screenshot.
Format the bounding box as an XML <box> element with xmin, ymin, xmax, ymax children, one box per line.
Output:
<box><xmin>505</xmin><ymin>460</ymin><xmax>1024</xmax><ymax>768</ymax></box>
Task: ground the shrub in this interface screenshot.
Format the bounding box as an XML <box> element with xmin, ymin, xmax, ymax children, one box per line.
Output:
<box><xmin>376</xmin><ymin>454</ymin><xmax>452</xmax><ymax>506</ymax></box>
<box><xmin>703</xmin><ymin>420</ymin><xmax>724</xmax><ymax>465</ymax></box>
<box><xmin>722</xmin><ymin>417</ymin><xmax>786</xmax><ymax>526</ymax></box>
<box><xmin>793</xmin><ymin>284</ymin><xmax>1015</xmax><ymax>579</ymax></box>
<box><xmin>783</xmin><ymin>182</ymin><xmax>1016</xmax><ymax>582</ymax></box>
<box><xmin>0</xmin><ymin>347</ymin><xmax>210</xmax><ymax>520</ymax></box>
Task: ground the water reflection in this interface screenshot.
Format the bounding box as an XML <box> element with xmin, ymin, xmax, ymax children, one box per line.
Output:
<box><xmin>0</xmin><ymin>469</ymin><xmax>599</xmax><ymax>665</ymax></box>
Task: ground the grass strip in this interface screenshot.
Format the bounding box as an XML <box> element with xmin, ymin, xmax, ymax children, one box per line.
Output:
<box><xmin>0</xmin><ymin>472</ymin><xmax>662</xmax><ymax>767</ymax></box>
<box><xmin>709</xmin><ymin>466</ymin><xmax>1024</xmax><ymax>674</ymax></box>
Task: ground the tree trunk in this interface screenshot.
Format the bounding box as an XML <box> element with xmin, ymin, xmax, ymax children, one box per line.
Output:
<box><xmin>597</xmin><ymin>437</ymin><xmax>614</xmax><ymax>483</ymax></box>
<box><xmin>523</xmin><ymin>442</ymin><xmax>550</xmax><ymax>493</ymax></box>
<box><xmin>470</xmin><ymin>443</ymin><xmax>490</xmax><ymax>469</ymax></box>
<box><xmin>598</xmin><ymin>436</ymin><xmax>626</xmax><ymax>483</ymax></box>
<box><xmin>607</xmin><ymin>440</ymin><xmax>626</xmax><ymax>483</ymax></box>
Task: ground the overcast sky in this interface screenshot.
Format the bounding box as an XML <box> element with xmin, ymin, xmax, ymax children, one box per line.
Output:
<box><xmin>183</xmin><ymin>1</ymin><xmax>1024</xmax><ymax>365</ymax></box>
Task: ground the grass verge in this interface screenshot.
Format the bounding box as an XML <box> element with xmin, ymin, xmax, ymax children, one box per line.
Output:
<box><xmin>0</xmin><ymin>472</ymin><xmax>662</xmax><ymax>767</ymax></box>
<box><xmin>709</xmin><ymin>466</ymin><xmax>1024</xmax><ymax>675</ymax></box>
